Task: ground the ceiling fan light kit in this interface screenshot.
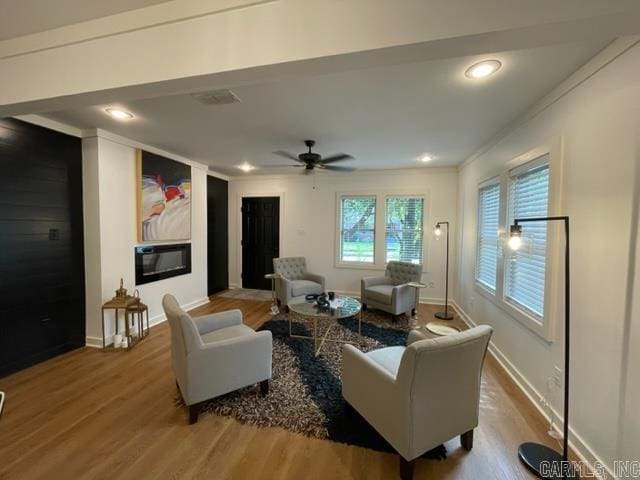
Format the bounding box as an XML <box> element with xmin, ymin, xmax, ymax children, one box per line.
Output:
<box><xmin>272</xmin><ymin>140</ymin><xmax>356</xmax><ymax>174</ymax></box>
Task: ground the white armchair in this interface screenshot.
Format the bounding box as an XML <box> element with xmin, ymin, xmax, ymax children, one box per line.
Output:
<box><xmin>162</xmin><ymin>294</ymin><xmax>272</xmax><ymax>424</ymax></box>
<box><xmin>273</xmin><ymin>257</ymin><xmax>325</xmax><ymax>309</ymax></box>
<box><xmin>342</xmin><ymin>325</ymin><xmax>493</xmax><ymax>480</ymax></box>
<box><xmin>361</xmin><ymin>261</ymin><xmax>423</xmax><ymax>317</ymax></box>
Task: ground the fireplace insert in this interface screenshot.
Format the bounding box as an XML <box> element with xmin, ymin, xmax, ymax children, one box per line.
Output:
<box><xmin>135</xmin><ymin>243</ymin><xmax>191</xmax><ymax>285</ymax></box>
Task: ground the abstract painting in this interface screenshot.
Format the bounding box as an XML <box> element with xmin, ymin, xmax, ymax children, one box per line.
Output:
<box><xmin>137</xmin><ymin>149</ymin><xmax>191</xmax><ymax>241</ymax></box>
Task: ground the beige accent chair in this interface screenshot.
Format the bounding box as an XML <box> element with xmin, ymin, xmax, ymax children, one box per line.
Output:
<box><xmin>342</xmin><ymin>325</ymin><xmax>493</xmax><ymax>480</ymax></box>
<box><xmin>361</xmin><ymin>261</ymin><xmax>423</xmax><ymax>318</ymax></box>
<box><xmin>273</xmin><ymin>257</ymin><xmax>325</xmax><ymax>309</ymax></box>
<box><xmin>162</xmin><ymin>294</ymin><xmax>272</xmax><ymax>424</ymax></box>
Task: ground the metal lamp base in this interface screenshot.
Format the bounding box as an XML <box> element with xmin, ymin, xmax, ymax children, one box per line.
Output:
<box><xmin>518</xmin><ymin>442</ymin><xmax>574</xmax><ymax>479</ymax></box>
<box><xmin>434</xmin><ymin>311</ymin><xmax>453</xmax><ymax>320</ymax></box>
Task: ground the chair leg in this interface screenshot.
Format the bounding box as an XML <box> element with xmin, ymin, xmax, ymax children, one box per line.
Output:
<box><xmin>344</xmin><ymin>401</ymin><xmax>355</xmax><ymax>418</ymax></box>
<box><xmin>461</xmin><ymin>429</ymin><xmax>474</xmax><ymax>451</ymax></box>
<box><xmin>399</xmin><ymin>457</ymin><xmax>415</xmax><ymax>480</ymax></box>
<box><xmin>260</xmin><ymin>379</ymin><xmax>269</xmax><ymax>395</ymax></box>
<box><xmin>188</xmin><ymin>404</ymin><xmax>199</xmax><ymax>425</ymax></box>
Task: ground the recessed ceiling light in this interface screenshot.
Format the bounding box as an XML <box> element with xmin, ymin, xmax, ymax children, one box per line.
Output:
<box><xmin>465</xmin><ymin>60</ymin><xmax>502</xmax><ymax>79</ymax></box>
<box><xmin>419</xmin><ymin>154</ymin><xmax>433</xmax><ymax>163</ymax></box>
<box><xmin>238</xmin><ymin>163</ymin><xmax>255</xmax><ymax>173</ymax></box>
<box><xmin>105</xmin><ymin>108</ymin><xmax>134</xmax><ymax>120</ymax></box>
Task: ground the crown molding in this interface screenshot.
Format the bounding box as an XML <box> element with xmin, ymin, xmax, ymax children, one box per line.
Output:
<box><xmin>82</xmin><ymin>128</ymin><xmax>213</xmax><ymax>173</ymax></box>
<box><xmin>14</xmin><ymin>114</ymin><xmax>82</xmax><ymax>137</ymax></box>
<box><xmin>458</xmin><ymin>35</ymin><xmax>640</xmax><ymax>172</ymax></box>
<box><xmin>227</xmin><ymin>165</ymin><xmax>459</xmax><ymax>182</ymax></box>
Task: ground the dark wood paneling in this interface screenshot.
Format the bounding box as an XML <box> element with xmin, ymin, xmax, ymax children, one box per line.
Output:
<box><xmin>0</xmin><ymin>118</ymin><xmax>85</xmax><ymax>377</ymax></box>
<box><xmin>207</xmin><ymin>176</ymin><xmax>228</xmax><ymax>295</ymax></box>
<box><xmin>241</xmin><ymin>197</ymin><xmax>279</xmax><ymax>290</ymax></box>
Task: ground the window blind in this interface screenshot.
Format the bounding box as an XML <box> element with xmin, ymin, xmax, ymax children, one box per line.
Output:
<box><xmin>476</xmin><ymin>183</ymin><xmax>500</xmax><ymax>290</ymax></box>
<box><xmin>385</xmin><ymin>196</ymin><xmax>424</xmax><ymax>264</ymax></box>
<box><xmin>340</xmin><ymin>196</ymin><xmax>376</xmax><ymax>263</ymax></box>
<box><xmin>506</xmin><ymin>163</ymin><xmax>550</xmax><ymax>317</ymax></box>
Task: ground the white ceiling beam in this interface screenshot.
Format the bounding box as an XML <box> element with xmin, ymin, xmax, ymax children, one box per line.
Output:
<box><xmin>2</xmin><ymin>0</ymin><xmax>640</xmax><ymax>116</ymax></box>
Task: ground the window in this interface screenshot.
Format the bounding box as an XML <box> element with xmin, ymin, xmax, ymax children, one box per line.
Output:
<box><xmin>505</xmin><ymin>162</ymin><xmax>550</xmax><ymax>317</ymax></box>
<box><xmin>475</xmin><ymin>182</ymin><xmax>500</xmax><ymax>290</ymax></box>
<box><xmin>385</xmin><ymin>196</ymin><xmax>424</xmax><ymax>264</ymax></box>
<box><xmin>339</xmin><ymin>196</ymin><xmax>376</xmax><ymax>263</ymax></box>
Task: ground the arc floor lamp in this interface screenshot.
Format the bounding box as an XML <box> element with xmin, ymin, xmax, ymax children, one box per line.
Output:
<box><xmin>509</xmin><ymin>215</ymin><xmax>573</xmax><ymax>479</ymax></box>
<box><xmin>434</xmin><ymin>221</ymin><xmax>453</xmax><ymax>320</ymax></box>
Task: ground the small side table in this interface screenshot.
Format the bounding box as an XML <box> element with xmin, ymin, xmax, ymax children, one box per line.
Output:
<box><xmin>264</xmin><ymin>273</ymin><xmax>281</xmax><ymax>315</ymax></box>
<box><xmin>407</xmin><ymin>281</ymin><xmax>427</xmax><ymax>328</ymax></box>
<box><xmin>101</xmin><ymin>296</ymin><xmax>138</xmax><ymax>349</ymax></box>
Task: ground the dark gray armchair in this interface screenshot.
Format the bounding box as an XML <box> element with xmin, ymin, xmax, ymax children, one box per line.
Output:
<box><xmin>361</xmin><ymin>261</ymin><xmax>423</xmax><ymax>317</ymax></box>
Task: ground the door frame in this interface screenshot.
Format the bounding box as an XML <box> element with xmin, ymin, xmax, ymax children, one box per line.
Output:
<box><xmin>236</xmin><ymin>192</ymin><xmax>285</xmax><ymax>289</ymax></box>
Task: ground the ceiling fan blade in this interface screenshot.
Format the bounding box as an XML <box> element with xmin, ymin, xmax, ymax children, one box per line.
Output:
<box><xmin>320</xmin><ymin>153</ymin><xmax>353</xmax><ymax>164</ymax></box>
<box><xmin>273</xmin><ymin>150</ymin><xmax>304</xmax><ymax>163</ymax></box>
<box><xmin>322</xmin><ymin>165</ymin><xmax>355</xmax><ymax>172</ymax></box>
<box><xmin>261</xmin><ymin>164</ymin><xmax>304</xmax><ymax>168</ymax></box>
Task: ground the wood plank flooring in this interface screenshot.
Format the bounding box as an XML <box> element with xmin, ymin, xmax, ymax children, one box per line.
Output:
<box><xmin>0</xmin><ymin>296</ymin><xmax>563</xmax><ymax>479</ymax></box>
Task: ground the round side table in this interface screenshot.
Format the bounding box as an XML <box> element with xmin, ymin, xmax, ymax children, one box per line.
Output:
<box><xmin>264</xmin><ymin>273</ymin><xmax>281</xmax><ymax>315</ymax></box>
<box><xmin>407</xmin><ymin>281</ymin><xmax>426</xmax><ymax>328</ymax></box>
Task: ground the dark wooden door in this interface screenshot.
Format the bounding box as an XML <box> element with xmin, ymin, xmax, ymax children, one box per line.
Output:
<box><xmin>241</xmin><ymin>197</ymin><xmax>279</xmax><ymax>290</ymax></box>
<box><xmin>0</xmin><ymin>118</ymin><xmax>85</xmax><ymax>378</ymax></box>
<box><xmin>207</xmin><ymin>175</ymin><xmax>228</xmax><ymax>295</ymax></box>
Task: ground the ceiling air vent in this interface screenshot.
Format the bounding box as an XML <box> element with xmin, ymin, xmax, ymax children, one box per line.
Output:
<box><xmin>191</xmin><ymin>89</ymin><xmax>241</xmax><ymax>106</ymax></box>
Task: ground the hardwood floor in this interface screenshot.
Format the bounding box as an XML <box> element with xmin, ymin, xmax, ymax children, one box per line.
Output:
<box><xmin>0</xmin><ymin>296</ymin><xmax>562</xmax><ymax>479</ymax></box>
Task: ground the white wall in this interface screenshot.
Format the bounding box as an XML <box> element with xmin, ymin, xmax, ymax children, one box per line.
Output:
<box><xmin>455</xmin><ymin>43</ymin><xmax>640</xmax><ymax>473</ymax></box>
<box><xmin>82</xmin><ymin>133</ymin><xmax>209</xmax><ymax>346</ymax></box>
<box><xmin>228</xmin><ymin>168</ymin><xmax>458</xmax><ymax>302</ymax></box>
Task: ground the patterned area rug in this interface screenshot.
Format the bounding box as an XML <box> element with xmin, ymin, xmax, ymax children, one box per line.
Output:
<box><xmin>194</xmin><ymin>311</ymin><xmax>447</xmax><ymax>458</ymax></box>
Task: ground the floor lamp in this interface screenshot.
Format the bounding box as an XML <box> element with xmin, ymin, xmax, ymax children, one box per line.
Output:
<box><xmin>434</xmin><ymin>222</ymin><xmax>453</xmax><ymax>320</ymax></box>
<box><xmin>509</xmin><ymin>216</ymin><xmax>573</xmax><ymax>479</ymax></box>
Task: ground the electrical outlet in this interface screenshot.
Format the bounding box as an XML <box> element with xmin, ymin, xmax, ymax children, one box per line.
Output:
<box><xmin>553</xmin><ymin>366</ymin><xmax>562</xmax><ymax>387</ymax></box>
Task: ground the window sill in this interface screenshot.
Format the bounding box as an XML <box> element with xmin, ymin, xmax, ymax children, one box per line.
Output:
<box><xmin>473</xmin><ymin>282</ymin><xmax>553</xmax><ymax>343</ymax></box>
<box><xmin>334</xmin><ymin>261</ymin><xmax>383</xmax><ymax>271</ymax></box>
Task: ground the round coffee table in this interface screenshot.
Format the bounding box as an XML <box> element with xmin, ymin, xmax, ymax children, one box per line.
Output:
<box><xmin>288</xmin><ymin>296</ymin><xmax>362</xmax><ymax>357</ymax></box>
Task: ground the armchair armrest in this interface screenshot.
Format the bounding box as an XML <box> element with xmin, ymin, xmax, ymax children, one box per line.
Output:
<box><xmin>342</xmin><ymin>344</ymin><xmax>397</xmax><ymax>393</ymax></box>
<box><xmin>186</xmin><ymin>330</ymin><xmax>273</xmax><ymax>404</ymax></box>
<box><xmin>392</xmin><ymin>283</ymin><xmax>416</xmax><ymax>312</ymax></box>
<box><xmin>303</xmin><ymin>272</ymin><xmax>325</xmax><ymax>289</ymax></box>
<box><xmin>362</xmin><ymin>275</ymin><xmax>392</xmax><ymax>289</ymax></box>
<box><xmin>275</xmin><ymin>276</ymin><xmax>293</xmax><ymax>304</ymax></box>
<box><xmin>194</xmin><ymin>309</ymin><xmax>243</xmax><ymax>336</ymax></box>
<box><xmin>407</xmin><ymin>329</ymin><xmax>428</xmax><ymax>346</ymax></box>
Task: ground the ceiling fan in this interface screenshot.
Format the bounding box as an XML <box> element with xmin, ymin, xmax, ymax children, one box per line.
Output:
<box><xmin>272</xmin><ymin>140</ymin><xmax>355</xmax><ymax>174</ymax></box>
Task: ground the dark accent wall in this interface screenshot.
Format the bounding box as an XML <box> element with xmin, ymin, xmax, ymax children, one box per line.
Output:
<box><xmin>0</xmin><ymin>118</ymin><xmax>85</xmax><ymax>378</ymax></box>
<box><xmin>207</xmin><ymin>175</ymin><xmax>228</xmax><ymax>295</ymax></box>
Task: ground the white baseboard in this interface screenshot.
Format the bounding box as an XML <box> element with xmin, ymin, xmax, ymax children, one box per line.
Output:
<box><xmin>85</xmin><ymin>296</ymin><xmax>210</xmax><ymax>349</ymax></box>
<box><xmin>451</xmin><ymin>300</ymin><xmax>613</xmax><ymax>480</ymax></box>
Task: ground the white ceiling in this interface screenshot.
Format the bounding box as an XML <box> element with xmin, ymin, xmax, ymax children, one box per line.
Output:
<box><xmin>0</xmin><ymin>0</ymin><xmax>172</xmax><ymax>40</ymax></box>
<box><xmin>45</xmin><ymin>39</ymin><xmax>610</xmax><ymax>174</ymax></box>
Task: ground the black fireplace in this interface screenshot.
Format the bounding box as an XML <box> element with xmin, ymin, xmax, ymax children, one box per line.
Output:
<box><xmin>135</xmin><ymin>243</ymin><xmax>191</xmax><ymax>285</ymax></box>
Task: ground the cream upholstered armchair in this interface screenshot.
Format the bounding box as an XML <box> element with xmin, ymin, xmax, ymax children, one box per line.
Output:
<box><xmin>162</xmin><ymin>294</ymin><xmax>272</xmax><ymax>424</ymax></box>
<box><xmin>342</xmin><ymin>325</ymin><xmax>493</xmax><ymax>480</ymax></box>
<box><xmin>273</xmin><ymin>257</ymin><xmax>325</xmax><ymax>309</ymax></box>
<box><xmin>361</xmin><ymin>261</ymin><xmax>423</xmax><ymax>317</ymax></box>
